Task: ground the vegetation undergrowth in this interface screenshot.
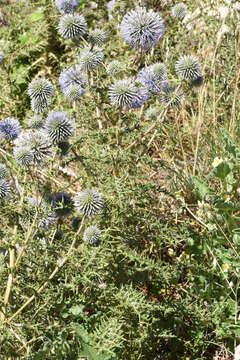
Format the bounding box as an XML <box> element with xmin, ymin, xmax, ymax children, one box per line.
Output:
<box><xmin>0</xmin><ymin>0</ymin><xmax>240</xmax><ymax>359</ymax></box>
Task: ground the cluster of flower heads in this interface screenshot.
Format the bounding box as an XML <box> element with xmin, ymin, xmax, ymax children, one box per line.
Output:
<box><xmin>0</xmin><ymin>163</ymin><xmax>10</xmax><ymax>200</ymax></box>
<box><xmin>120</xmin><ymin>7</ymin><xmax>165</xmax><ymax>51</ymax></box>
<box><xmin>28</xmin><ymin>78</ymin><xmax>54</xmax><ymax>113</ymax></box>
<box><xmin>73</xmin><ymin>188</ymin><xmax>104</xmax><ymax>245</ymax></box>
<box><xmin>59</xmin><ymin>65</ymin><xmax>86</xmax><ymax>102</ymax></box>
<box><xmin>14</xmin><ymin>130</ymin><xmax>52</xmax><ymax>166</ymax></box>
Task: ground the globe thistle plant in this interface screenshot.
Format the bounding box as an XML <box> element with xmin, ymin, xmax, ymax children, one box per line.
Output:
<box><xmin>45</xmin><ymin>112</ymin><xmax>73</xmax><ymax>144</ymax></box>
<box><xmin>78</xmin><ymin>47</ymin><xmax>104</xmax><ymax>72</ymax></box>
<box><xmin>171</xmin><ymin>3</ymin><xmax>187</xmax><ymax>19</ymax></box>
<box><xmin>175</xmin><ymin>55</ymin><xmax>202</xmax><ymax>82</ymax></box>
<box><xmin>58</xmin><ymin>13</ymin><xmax>87</xmax><ymax>40</ymax></box>
<box><xmin>28</xmin><ymin>78</ymin><xmax>54</xmax><ymax>113</ymax></box>
<box><xmin>14</xmin><ymin>130</ymin><xmax>52</xmax><ymax>166</ymax></box>
<box><xmin>83</xmin><ymin>225</ymin><xmax>101</xmax><ymax>245</ymax></box>
<box><xmin>88</xmin><ymin>29</ymin><xmax>106</xmax><ymax>47</ymax></box>
<box><xmin>0</xmin><ymin>164</ymin><xmax>7</xmax><ymax>180</ymax></box>
<box><xmin>109</xmin><ymin>79</ymin><xmax>140</xmax><ymax>109</ymax></box>
<box><xmin>120</xmin><ymin>7</ymin><xmax>165</xmax><ymax>51</ymax></box>
<box><xmin>0</xmin><ymin>179</ymin><xmax>10</xmax><ymax>199</ymax></box>
<box><xmin>159</xmin><ymin>85</ymin><xmax>184</xmax><ymax>108</ymax></box>
<box><xmin>74</xmin><ymin>189</ymin><xmax>104</xmax><ymax>216</ymax></box>
<box><xmin>56</xmin><ymin>0</ymin><xmax>79</xmax><ymax>13</ymax></box>
<box><xmin>0</xmin><ymin>118</ymin><xmax>22</xmax><ymax>141</ymax></box>
<box><xmin>137</xmin><ymin>63</ymin><xmax>167</xmax><ymax>93</ymax></box>
<box><xmin>28</xmin><ymin>115</ymin><xmax>44</xmax><ymax>129</ymax></box>
<box><xmin>106</xmin><ymin>60</ymin><xmax>125</xmax><ymax>77</ymax></box>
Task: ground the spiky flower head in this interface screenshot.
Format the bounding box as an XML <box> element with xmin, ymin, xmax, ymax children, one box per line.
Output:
<box><xmin>83</xmin><ymin>225</ymin><xmax>101</xmax><ymax>245</ymax></box>
<box><xmin>137</xmin><ymin>62</ymin><xmax>167</xmax><ymax>93</ymax></box>
<box><xmin>109</xmin><ymin>79</ymin><xmax>140</xmax><ymax>109</ymax></box>
<box><xmin>45</xmin><ymin>112</ymin><xmax>73</xmax><ymax>144</ymax></box>
<box><xmin>74</xmin><ymin>189</ymin><xmax>104</xmax><ymax>216</ymax></box>
<box><xmin>28</xmin><ymin>115</ymin><xmax>44</xmax><ymax>129</ymax></box>
<box><xmin>0</xmin><ymin>179</ymin><xmax>10</xmax><ymax>199</ymax></box>
<box><xmin>58</xmin><ymin>13</ymin><xmax>87</xmax><ymax>40</ymax></box>
<box><xmin>175</xmin><ymin>55</ymin><xmax>202</xmax><ymax>81</ymax></box>
<box><xmin>120</xmin><ymin>7</ymin><xmax>165</xmax><ymax>51</ymax></box>
<box><xmin>0</xmin><ymin>52</ymin><xmax>3</xmax><ymax>64</ymax></box>
<box><xmin>106</xmin><ymin>60</ymin><xmax>125</xmax><ymax>77</ymax></box>
<box><xmin>0</xmin><ymin>163</ymin><xmax>7</xmax><ymax>180</ymax></box>
<box><xmin>159</xmin><ymin>85</ymin><xmax>184</xmax><ymax>108</ymax></box>
<box><xmin>171</xmin><ymin>3</ymin><xmax>187</xmax><ymax>19</ymax></box>
<box><xmin>78</xmin><ymin>47</ymin><xmax>104</xmax><ymax>72</ymax></box>
<box><xmin>56</xmin><ymin>0</ymin><xmax>79</xmax><ymax>13</ymax></box>
<box><xmin>28</xmin><ymin>78</ymin><xmax>54</xmax><ymax>113</ymax></box>
<box><xmin>0</xmin><ymin>118</ymin><xmax>22</xmax><ymax>141</ymax></box>
<box><xmin>146</xmin><ymin>106</ymin><xmax>161</xmax><ymax>121</ymax></box>
<box><xmin>88</xmin><ymin>29</ymin><xmax>106</xmax><ymax>47</ymax></box>
<box><xmin>14</xmin><ymin>130</ymin><xmax>52</xmax><ymax>166</ymax></box>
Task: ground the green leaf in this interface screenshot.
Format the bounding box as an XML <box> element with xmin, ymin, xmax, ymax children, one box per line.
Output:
<box><xmin>213</xmin><ymin>161</ymin><xmax>232</xmax><ymax>180</ymax></box>
<box><xmin>29</xmin><ymin>9</ymin><xmax>45</xmax><ymax>22</ymax></box>
<box><xmin>69</xmin><ymin>304</ymin><xmax>84</xmax><ymax>316</ymax></box>
<box><xmin>192</xmin><ymin>176</ymin><xmax>210</xmax><ymax>200</ymax></box>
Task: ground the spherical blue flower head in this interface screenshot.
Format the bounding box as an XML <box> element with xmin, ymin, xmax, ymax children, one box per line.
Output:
<box><xmin>0</xmin><ymin>179</ymin><xmax>10</xmax><ymax>199</ymax></box>
<box><xmin>0</xmin><ymin>118</ymin><xmax>22</xmax><ymax>141</ymax></box>
<box><xmin>130</xmin><ymin>84</ymin><xmax>150</xmax><ymax>109</ymax></box>
<box><xmin>0</xmin><ymin>52</ymin><xmax>3</xmax><ymax>65</ymax></box>
<box><xmin>175</xmin><ymin>55</ymin><xmax>202</xmax><ymax>82</ymax></box>
<box><xmin>14</xmin><ymin>130</ymin><xmax>52</xmax><ymax>166</ymax></box>
<box><xmin>59</xmin><ymin>65</ymin><xmax>86</xmax><ymax>92</ymax></box>
<box><xmin>137</xmin><ymin>62</ymin><xmax>167</xmax><ymax>93</ymax></box>
<box><xmin>58</xmin><ymin>13</ymin><xmax>87</xmax><ymax>40</ymax></box>
<box><xmin>109</xmin><ymin>79</ymin><xmax>141</xmax><ymax>109</ymax></box>
<box><xmin>78</xmin><ymin>47</ymin><xmax>104</xmax><ymax>72</ymax></box>
<box><xmin>56</xmin><ymin>0</ymin><xmax>79</xmax><ymax>13</ymax></box>
<box><xmin>45</xmin><ymin>111</ymin><xmax>73</xmax><ymax>144</ymax></box>
<box><xmin>74</xmin><ymin>188</ymin><xmax>104</xmax><ymax>216</ymax></box>
<box><xmin>83</xmin><ymin>225</ymin><xmax>101</xmax><ymax>245</ymax></box>
<box><xmin>120</xmin><ymin>7</ymin><xmax>165</xmax><ymax>51</ymax></box>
